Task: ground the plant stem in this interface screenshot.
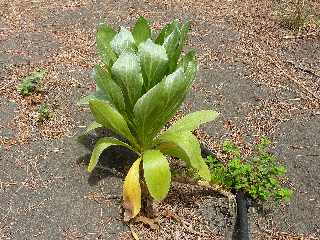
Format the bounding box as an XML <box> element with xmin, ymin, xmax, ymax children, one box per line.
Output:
<box><xmin>140</xmin><ymin>180</ymin><xmax>155</xmax><ymax>217</ymax></box>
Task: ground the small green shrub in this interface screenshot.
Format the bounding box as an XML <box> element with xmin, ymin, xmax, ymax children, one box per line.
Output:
<box><xmin>17</xmin><ymin>69</ymin><xmax>46</xmax><ymax>96</ymax></box>
<box><xmin>79</xmin><ymin>17</ymin><xmax>219</xmax><ymax>220</ymax></box>
<box><xmin>37</xmin><ymin>104</ymin><xmax>52</xmax><ymax>122</ymax></box>
<box><xmin>205</xmin><ymin>138</ymin><xmax>293</xmax><ymax>203</ymax></box>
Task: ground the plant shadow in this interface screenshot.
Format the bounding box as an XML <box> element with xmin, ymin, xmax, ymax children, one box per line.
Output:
<box><xmin>77</xmin><ymin>128</ymin><xmax>138</xmax><ymax>186</ymax></box>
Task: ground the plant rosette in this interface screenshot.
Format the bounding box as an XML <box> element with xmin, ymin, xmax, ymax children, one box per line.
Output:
<box><xmin>79</xmin><ymin>17</ymin><xmax>219</xmax><ymax>220</ymax></box>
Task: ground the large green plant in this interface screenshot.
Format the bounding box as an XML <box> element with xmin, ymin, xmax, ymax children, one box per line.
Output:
<box><xmin>79</xmin><ymin>17</ymin><xmax>219</xmax><ymax>220</ymax></box>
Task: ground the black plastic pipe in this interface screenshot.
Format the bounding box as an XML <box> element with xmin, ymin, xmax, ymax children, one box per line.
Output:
<box><xmin>233</xmin><ymin>191</ymin><xmax>250</xmax><ymax>240</ymax></box>
<box><xmin>200</xmin><ymin>144</ymin><xmax>250</xmax><ymax>240</ymax></box>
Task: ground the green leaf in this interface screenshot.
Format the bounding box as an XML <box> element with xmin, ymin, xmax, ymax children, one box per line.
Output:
<box><xmin>123</xmin><ymin>157</ymin><xmax>142</xmax><ymax>221</ymax></box>
<box><xmin>132</xmin><ymin>16</ymin><xmax>151</xmax><ymax>46</ymax></box>
<box><xmin>143</xmin><ymin>150</ymin><xmax>171</xmax><ymax>201</ymax></box>
<box><xmin>134</xmin><ymin>67</ymin><xmax>188</xmax><ymax>147</ymax></box>
<box><xmin>96</xmin><ymin>23</ymin><xmax>117</xmax><ymax>66</ymax></box>
<box><xmin>111</xmin><ymin>52</ymin><xmax>143</xmax><ymax>110</ymax></box>
<box><xmin>275</xmin><ymin>188</ymin><xmax>293</xmax><ymax>202</ymax></box>
<box><xmin>78</xmin><ymin>121</ymin><xmax>103</xmax><ymax>141</ymax></box>
<box><xmin>138</xmin><ymin>39</ymin><xmax>168</xmax><ymax>90</ymax></box>
<box><xmin>154</xmin><ymin>25</ymin><xmax>169</xmax><ymax>45</ymax></box>
<box><xmin>77</xmin><ymin>89</ymin><xmax>109</xmax><ymax>105</ymax></box>
<box><xmin>156</xmin><ymin>19</ymin><xmax>189</xmax><ymax>72</ymax></box>
<box><xmin>93</xmin><ymin>65</ymin><xmax>125</xmax><ymax>113</ymax></box>
<box><xmin>163</xmin><ymin>25</ymin><xmax>180</xmax><ymax>73</ymax></box>
<box><xmin>158</xmin><ymin>132</ymin><xmax>211</xmax><ymax>181</ymax></box>
<box><xmin>162</xmin><ymin>110</ymin><xmax>219</xmax><ymax>136</ymax></box>
<box><xmin>174</xmin><ymin>20</ymin><xmax>190</xmax><ymax>64</ymax></box>
<box><xmin>275</xmin><ymin>166</ymin><xmax>287</xmax><ymax>175</ymax></box>
<box><xmin>111</xmin><ymin>27</ymin><xmax>136</xmax><ymax>55</ymax></box>
<box><xmin>155</xmin><ymin>20</ymin><xmax>180</xmax><ymax>45</ymax></box>
<box><xmin>183</xmin><ymin>54</ymin><xmax>198</xmax><ymax>90</ymax></box>
<box><xmin>17</xmin><ymin>69</ymin><xmax>47</xmax><ymax>96</ymax></box>
<box><xmin>88</xmin><ymin>137</ymin><xmax>136</xmax><ymax>172</ymax></box>
<box><xmin>178</xmin><ymin>50</ymin><xmax>196</xmax><ymax>70</ymax></box>
<box><xmin>89</xmin><ymin>99</ymin><xmax>138</xmax><ymax>148</ymax></box>
<box><xmin>223</xmin><ymin>140</ymin><xmax>240</xmax><ymax>157</ymax></box>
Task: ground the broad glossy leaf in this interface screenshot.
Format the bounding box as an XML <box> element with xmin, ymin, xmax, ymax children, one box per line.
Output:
<box><xmin>88</xmin><ymin>137</ymin><xmax>136</xmax><ymax>172</ymax></box>
<box><xmin>158</xmin><ymin>131</ymin><xmax>211</xmax><ymax>181</ymax></box>
<box><xmin>111</xmin><ymin>27</ymin><xmax>136</xmax><ymax>55</ymax></box>
<box><xmin>112</xmin><ymin>52</ymin><xmax>143</xmax><ymax>110</ymax></box>
<box><xmin>163</xmin><ymin>25</ymin><xmax>180</xmax><ymax>73</ymax></box>
<box><xmin>133</xmin><ymin>67</ymin><xmax>188</xmax><ymax>147</ymax></box>
<box><xmin>123</xmin><ymin>158</ymin><xmax>142</xmax><ymax>221</ymax></box>
<box><xmin>143</xmin><ymin>150</ymin><xmax>171</xmax><ymax>201</ymax></box>
<box><xmin>89</xmin><ymin>99</ymin><xmax>138</xmax><ymax>148</ymax></box>
<box><xmin>162</xmin><ymin>110</ymin><xmax>219</xmax><ymax>136</ymax></box>
<box><xmin>94</xmin><ymin>65</ymin><xmax>125</xmax><ymax>113</ymax></box>
<box><xmin>159</xmin><ymin>20</ymin><xmax>190</xmax><ymax>73</ymax></box>
<box><xmin>132</xmin><ymin>16</ymin><xmax>151</xmax><ymax>46</ymax></box>
<box><xmin>96</xmin><ymin>24</ymin><xmax>117</xmax><ymax>66</ymax></box>
<box><xmin>77</xmin><ymin>89</ymin><xmax>109</xmax><ymax>105</ymax></box>
<box><xmin>138</xmin><ymin>39</ymin><xmax>168</xmax><ymax>90</ymax></box>
<box><xmin>155</xmin><ymin>20</ymin><xmax>180</xmax><ymax>45</ymax></box>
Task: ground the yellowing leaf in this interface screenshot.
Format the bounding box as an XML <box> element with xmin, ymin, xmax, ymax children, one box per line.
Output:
<box><xmin>123</xmin><ymin>158</ymin><xmax>142</xmax><ymax>221</ymax></box>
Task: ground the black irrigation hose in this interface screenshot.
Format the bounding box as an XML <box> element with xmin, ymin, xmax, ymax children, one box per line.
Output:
<box><xmin>233</xmin><ymin>191</ymin><xmax>250</xmax><ymax>240</ymax></box>
<box><xmin>200</xmin><ymin>144</ymin><xmax>250</xmax><ymax>240</ymax></box>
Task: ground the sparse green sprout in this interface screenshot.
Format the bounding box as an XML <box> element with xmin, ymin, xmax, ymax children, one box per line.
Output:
<box><xmin>223</xmin><ymin>139</ymin><xmax>241</xmax><ymax>157</ymax></box>
<box><xmin>79</xmin><ymin>17</ymin><xmax>219</xmax><ymax>220</ymax></box>
<box><xmin>275</xmin><ymin>188</ymin><xmax>293</xmax><ymax>202</ymax></box>
<box><xmin>17</xmin><ymin>69</ymin><xmax>47</xmax><ymax>96</ymax></box>
<box><xmin>37</xmin><ymin>104</ymin><xmax>52</xmax><ymax>122</ymax></box>
<box><xmin>205</xmin><ymin>138</ymin><xmax>293</xmax><ymax>203</ymax></box>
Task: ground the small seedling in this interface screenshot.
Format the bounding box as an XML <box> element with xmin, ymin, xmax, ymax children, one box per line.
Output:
<box><xmin>17</xmin><ymin>69</ymin><xmax>47</xmax><ymax>96</ymax></box>
<box><xmin>205</xmin><ymin>138</ymin><xmax>293</xmax><ymax>203</ymax></box>
<box><xmin>37</xmin><ymin>104</ymin><xmax>52</xmax><ymax>122</ymax></box>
